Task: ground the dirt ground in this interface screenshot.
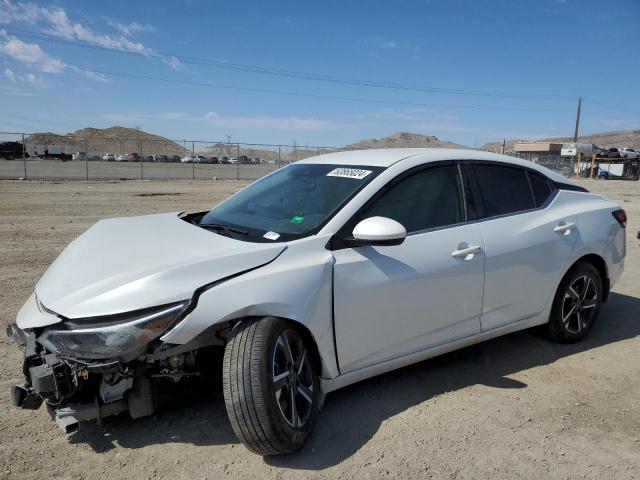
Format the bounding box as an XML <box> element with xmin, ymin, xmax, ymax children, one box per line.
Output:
<box><xmin>0</xmin><ymin>179</ymin><xmax>638</xmax><ymax>480</ymax></box>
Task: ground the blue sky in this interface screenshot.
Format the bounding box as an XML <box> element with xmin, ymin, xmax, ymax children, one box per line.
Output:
<box><xmin>0</xmin><ymin>0</ymin><xmax>638</xmax><ymax>147</ymax></box>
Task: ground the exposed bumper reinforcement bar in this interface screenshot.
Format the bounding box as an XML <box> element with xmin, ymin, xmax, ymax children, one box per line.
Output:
<box><xmin>51</xmin><ymin>400</ymin><xmax>128</xmax><ymax>434</ymax></box>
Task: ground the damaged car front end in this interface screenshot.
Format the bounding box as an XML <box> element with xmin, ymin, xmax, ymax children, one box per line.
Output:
<box><xmin>8</xmin><ymin>294</ymin><xmax>223</xmax><ymax>433</ymax></box>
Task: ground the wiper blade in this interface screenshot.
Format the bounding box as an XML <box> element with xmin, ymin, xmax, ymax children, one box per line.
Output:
<box><xmin>198</xmin><ymin>223</ymin><xmax>248</xmax><ymax>236</ymax></box>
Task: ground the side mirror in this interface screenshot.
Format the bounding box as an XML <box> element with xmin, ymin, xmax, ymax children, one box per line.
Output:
<box><xmin>348</xmin><ymin>216</ymin><xmax>406</xmax><ymax>247</ymax></box>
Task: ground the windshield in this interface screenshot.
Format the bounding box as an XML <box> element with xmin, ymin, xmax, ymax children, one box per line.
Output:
<box><xmin>200</xmin><ymin>163</ymin><xmax>384</xmax><ymax>242</ymax></box>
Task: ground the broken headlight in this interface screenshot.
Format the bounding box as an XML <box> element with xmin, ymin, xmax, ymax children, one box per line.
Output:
<box><xmin>39</xmin><ymin>301</ymin><xmax>188</xmax><ymax>360</ymax></box>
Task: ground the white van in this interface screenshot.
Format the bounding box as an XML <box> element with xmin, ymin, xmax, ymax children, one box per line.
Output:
<box><xmin>561</xmin><ymin>143</ymin><xmax>593</xmax><ymax>157</ymax></box>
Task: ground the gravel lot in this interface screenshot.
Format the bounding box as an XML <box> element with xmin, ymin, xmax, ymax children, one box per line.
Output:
<box><xmin>0</xmin><ymin>179</ymin><xmax>638</xmax><ymax>479</ymax></box>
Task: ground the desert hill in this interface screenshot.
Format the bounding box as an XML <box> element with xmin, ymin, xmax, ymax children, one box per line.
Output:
<box><xmin>480</xmin><ymin>130</ymin><xmax>640</xmax><ymax>152</ymax></box>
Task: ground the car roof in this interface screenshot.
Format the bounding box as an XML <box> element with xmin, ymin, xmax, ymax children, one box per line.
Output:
<box><xmin>297</xmin><ymin>147</ymin><xmax>576</xmax><ymax>184</ymax></box>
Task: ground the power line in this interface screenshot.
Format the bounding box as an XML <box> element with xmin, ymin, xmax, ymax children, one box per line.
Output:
<box><xmin>4</xmin><ymin>28</ymin><xmax>576</xmax><ymax>102</ymax></box>
<box><xmin>0</xmin><ymin>56</ymin><xmax>571</xmax><ymax>113</ymax></box>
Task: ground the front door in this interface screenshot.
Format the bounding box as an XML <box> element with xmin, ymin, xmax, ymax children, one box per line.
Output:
<box><xmin>332</xmin><ymin>163</ymin><xmax>486</xmax><ymax>374</ymax></box>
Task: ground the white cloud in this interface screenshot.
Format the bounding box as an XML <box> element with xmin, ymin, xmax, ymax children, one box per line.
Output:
<box><xmin>44</xmin><ymin>7</ymin><xmax>152</xmax><ymax>54</ymax></box>
<box><xmin>103</xmin><ymin>111</ymin><xmax>339</xmax><ymax>132</ymax></box>
<box><xmin>381</xmin><ymin>40</ymin><xmax>398</xmax><ymax>49</ymax></box>
<box><xmin>22</xmin><ymin>72</ymin><xmax>44</xmax><ymax>86</ymax></box>
<box><xmin>4</xmin><ymin>67</ymin><xmax>16</xmax><ymax>81</ymax></box>
<box><xmin>0</xmin><ymin>1</ymin><xmax>153</xmax><ymax>54</ymax></box>
<box><xmin>0</xmin><ymin>32</ymin><xmax>65</xmax><ymax>73</ymax></box>
<box><xmin>163</xmin><ymin>55</ymin><xmax>183</xmax><ymax>70</ymax></box>
<box><xmin>203</xmin><ymin>112</ymin><xmax>336</xmax><ymax>131</ymax></box>
<box><xmin>3</xmin><ymin>67</ymin><xmax>44</xmax><ymax>87</ymax></box>
<box><xmin>105</xmin><ymin>19</ymin><xmax>154</xmax><ymax>37</ymax></box>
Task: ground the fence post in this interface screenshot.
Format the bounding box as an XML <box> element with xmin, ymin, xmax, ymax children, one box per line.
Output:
<box><xmin>589</xmin><ymin>154</ymin><xmax>596</xmax><ymax>179</ymax></box>
<box><xmin>192</xmin><ymin>141</ymin><xmax>195</xmax><ymax>180</ymax></box>
<box><xmin>22</xmin><ymin>133</ymin><xmax>27</xmax><ymax>179</ymax></box>
<box><xmin>85</xmin><ymin>138</ymin><xmax>89</xmax><ymax>181</ymax></box>
<box><xmin>236</xmin><ymin>144</ymin><xmax>240</xmax><ymax>180</ymax></box>
<box><xmin>576</xmin><ymin>153</ymin><xmax>582</xmax><ymax>180</ymax></box>
<box><xmin>140</xmin><ymin>140</ymin><xmax>144</xmax><ymax>180</ymax></box>
<box><xmin>278</xmin><ymin>145</ymin><xmax>281</xmax><ymax>169</ymax></box>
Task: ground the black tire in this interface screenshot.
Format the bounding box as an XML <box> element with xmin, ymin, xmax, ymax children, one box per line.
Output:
<box><xmin>222</xmin><ymin>317</ymin><xmax>320</xmax><ymax>455</ymax></box>
<box><xmin>541</xmin><ymin>261</ymin><xmax>603</xmax><ymax>343</ymax></box>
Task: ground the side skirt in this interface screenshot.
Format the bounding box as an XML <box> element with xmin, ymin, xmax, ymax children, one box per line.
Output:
<box><xmin>320</xmin><ymin>312</ymin><xmax>547</xmax><ymax>394</ymax></box>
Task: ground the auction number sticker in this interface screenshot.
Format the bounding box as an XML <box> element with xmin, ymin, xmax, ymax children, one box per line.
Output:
<box><xmin>326</xmin><ymin>168</ymin><xmax>372</xmax><ymax>180</ymax></box>
<box><xmin>263</xmin><ymin>231</ymin><xmax>280</xmax><ymax>240</ymax></box>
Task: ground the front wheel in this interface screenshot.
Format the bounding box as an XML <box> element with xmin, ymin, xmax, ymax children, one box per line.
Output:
<box><xmin>222</xmin><ymin>317</ymin><xmax>320</xmax><ymax>455</ymax></box>
<box><xmin>541</xmin><ymin>261</ymin><xmax>603</xmax><ymax>343</ymax></box>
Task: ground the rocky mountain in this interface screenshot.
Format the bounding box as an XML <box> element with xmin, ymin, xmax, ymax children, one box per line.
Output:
<box><xmin>345</xmin><ymin>132</ymin><xmax>467</xmax><ymax>150</ymax></box>
<box><xmin>25</xmin><ymin>127</ymin><xmax>185</xmax><ymax>157</ymax></box>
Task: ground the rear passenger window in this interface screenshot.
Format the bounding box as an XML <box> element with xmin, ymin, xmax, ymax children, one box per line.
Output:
<box><xmin>527</xmin><ymin>171</ymin><xmax>553</xmax><ymax>207</ymax></box>
<box><xmin>473</xmin><ymin>164</ymin><xmax>534</xmax><ymax>217</ymax></box>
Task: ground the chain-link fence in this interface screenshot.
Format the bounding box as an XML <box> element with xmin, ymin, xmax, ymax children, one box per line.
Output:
<box><xmin>510</xmin><ymin>152</ymin><xmax>575</xmax><ymax>177</ymax></box>
<box><xmin>1</xmin><ymin>131</ymin><xmax>600</xmax><ymax>181</ymax></box>
<box><xmin>0</xmin><ymin>132</ymin><xmax>345</xmax><ymax>181</ymax></box>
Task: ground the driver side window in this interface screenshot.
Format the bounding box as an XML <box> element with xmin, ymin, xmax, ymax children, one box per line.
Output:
<box><xmin>360</xmin><ymin>164</ymin><xmax>465</xmax><ymax>233</ymax></box>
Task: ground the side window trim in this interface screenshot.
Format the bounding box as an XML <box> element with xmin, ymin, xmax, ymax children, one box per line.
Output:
<box><xmin>328</xmin><ymin>160</ymin><xmax>468</xmax><ymax>250</ymax></box>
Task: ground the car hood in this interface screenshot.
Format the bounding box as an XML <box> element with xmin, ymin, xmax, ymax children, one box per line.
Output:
<box><xmin>32</xmin><ymin>212</ymin><xmax>285</xmax><ymax>321</ymax></box>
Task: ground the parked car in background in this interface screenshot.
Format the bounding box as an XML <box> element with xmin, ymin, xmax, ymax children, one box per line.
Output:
<box><xmin>169</xmin><ymin>155</ymin><xmax>181</xmax><ymax>163</ymax></box>
<box><xmin>593</xmin><ymin>145</ymin><xmax>607</xmax><ymax>157</ymax></box>
<box><xmin>115</xmin><ymin>154</ymin><xmax>127</xmax><ymax>162</ymax></box>
<box><xmin>102</xmin><ymin>153</ymin><xmax>115</xmax><ymax>161</ymax></box>
<box><xmin>180</xmin><ymin>155</ymin><xmax>196</xmax><ymax>163</ymax></box>
<box><xmin>72</xmin><ymin>152</ymin><xmax>87</xmax><ymax>161</ymax></box>
<box><xmin>229</xmin><ymin>157</ymin><xmax>238</xmax><ymax>164</ymax></box>
<box><xmin>620</xmin><ymin>148</ymin><xmax>640</xmax><ymax>159</ymax></box>
<box><xmin>8</xmin><ymin>149</ymin><xmax>626</xmax><ymax>455</ymax></box>
<box><xmin>220</xmin><ymin>156</ymin><xmax>230</xmax><ymax>164</ymax></box>
<box><xmin>0</xmin><ymin>141</ymin><xmax>28</xmax><ymax>160</ymax></box>
<box><xmin>208</xmin><ymin>156</ymin><xmax>219</xmax><ymax>164</ymax></box>
<box><xmin>89</xmin><ymin>155</ymin><xmax>102</xmax><ymax>161</ymax></box>
<box><xmin>195</xmin><ymin>155</ymin><xmax>207</xmax><ymax>163</ymax></box>
<box><xmin>127</xmin><ymin>153</ymin><xmax>140</xmax><ymax>162</ymax></box>
<box><xmin>602</xmin><ymin>148</ymin><xmax>621</xmax><ymax>158</ymax></box>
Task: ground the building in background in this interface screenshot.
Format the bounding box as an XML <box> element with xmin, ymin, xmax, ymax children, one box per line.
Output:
<box><xmin>513</xmin><ymin>142</ymin><xmax>563</xmax><ymax>155</ymax></box>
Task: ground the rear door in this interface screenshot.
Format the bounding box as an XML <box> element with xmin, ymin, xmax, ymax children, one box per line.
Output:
<box><xmin>332</xmin><ymin>162</ymin><xmax>485</xmax><ymax>373</ymax></box>
<box><xmin>468</xmin><ymin>162</ymin><xmax>578</xmax><ymax>331</ymax></box>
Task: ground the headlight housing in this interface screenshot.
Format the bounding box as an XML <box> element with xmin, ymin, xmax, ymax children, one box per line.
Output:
<box><xmin>39</xmin><ymin>301</ymin><xmax>188</xmax><ymax>360</ymax></box>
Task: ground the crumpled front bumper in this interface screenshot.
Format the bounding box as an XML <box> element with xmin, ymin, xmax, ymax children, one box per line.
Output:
<box><xmin>7</xmin><ymin>322</ymin><xmax>155</xmax><ymax>434</ymax></box>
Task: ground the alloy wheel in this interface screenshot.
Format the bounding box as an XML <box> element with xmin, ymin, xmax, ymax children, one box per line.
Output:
<box><xmin>271</xmin><ymin>329</ymin><xmax>314</xmax><ymax>428</ymax></box>
<box><xmin>561</xmin><ymin>274</ymin><xmax>599</xmax><ymax>334</ymax></box>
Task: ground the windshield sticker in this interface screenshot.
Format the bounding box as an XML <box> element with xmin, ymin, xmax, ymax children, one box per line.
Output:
<box><xmin>263</xmin><ymin>231</ymin><xmax>280</xmax><ymax>240</ymax></box>
<box><xmin>326</xmin><ymin>168</ymin><xmax>372</xmax><ymax>180</ymax></box>
<box><xmin>290</xmin><ymin>216</ymin><xmax>305</xmax><ymax>224</ymax></box>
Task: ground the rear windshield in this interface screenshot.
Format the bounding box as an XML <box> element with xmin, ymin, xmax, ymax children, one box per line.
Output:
<box><xmin>200</xmin><ymin>163</ymin><xmax>384</xmax><ymax>242</ymax></box>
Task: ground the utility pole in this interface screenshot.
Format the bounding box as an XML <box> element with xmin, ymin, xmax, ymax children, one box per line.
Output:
<box><xmin>501</xmin><ymin>139</ymin><xmax>505</xmax><ymax>155</ymax></box>
<box><xmin>573</xmin><ymin>96</ymin><xmax>582</xmax><ymax>144</ymax></box>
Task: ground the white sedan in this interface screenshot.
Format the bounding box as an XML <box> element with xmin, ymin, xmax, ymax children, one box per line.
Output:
<box><xmin>9</xmin><ymin>149</ymin><xmax>626</xmax><ymax>454</ymax></box>
<box><xmin>620</xmin><ymin>148</ymin><xmax>640</xmax><ymax>159</ymax></box>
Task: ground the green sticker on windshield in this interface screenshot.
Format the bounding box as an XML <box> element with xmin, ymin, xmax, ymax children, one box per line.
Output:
<box><xmin>290</xmin><ymin>216</ymin><xmax>305</xmax><ymax>224</ymax></box>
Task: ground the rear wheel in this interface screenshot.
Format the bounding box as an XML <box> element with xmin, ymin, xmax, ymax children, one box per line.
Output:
<box><xmin>222</xmin><ymin>317</ymin><xmax>320</xmax><ymax>455</ymax></box>
<box><xmin>542</xmin><ymin>261</ymin><xmax>603</xmax><ymax>343</ymax></box>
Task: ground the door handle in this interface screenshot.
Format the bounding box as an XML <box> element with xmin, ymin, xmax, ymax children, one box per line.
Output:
<box><xmin>451</xmin><ymin>245</ymin><xmax>482</xmax><ymax>259</ymax></box>
<box><xmin>554</xmin><ymin>222</ymin><xmax>575</xmax><ymax>235</ymax></box>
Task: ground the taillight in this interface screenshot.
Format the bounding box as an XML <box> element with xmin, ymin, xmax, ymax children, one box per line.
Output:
<box><xmin>612</xmin><ymin>209</ymin><xmax>627</xmax><ymax>228</ymax></box>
